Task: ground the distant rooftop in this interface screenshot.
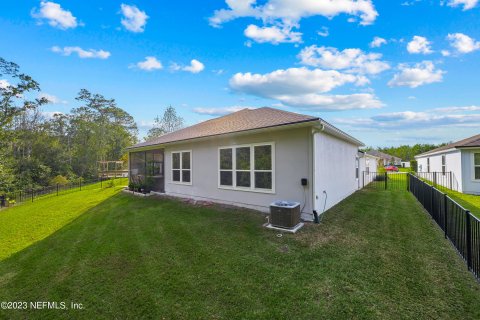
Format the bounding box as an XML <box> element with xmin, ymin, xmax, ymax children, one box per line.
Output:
<box><xmin>416</xmin><ymin>133</ymin><xmax>480</xmax><ymax>157</ymax></box>
<box><xmin>366</xmin><ymin>150</ymin><xmax>402</xmax><ymax>161</ymax></box>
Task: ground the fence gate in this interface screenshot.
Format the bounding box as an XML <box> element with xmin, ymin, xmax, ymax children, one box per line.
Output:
<box><xmin>362</xmin><ymin>171</ymin><xmax>409</xmax><ymax>191</ymax></box>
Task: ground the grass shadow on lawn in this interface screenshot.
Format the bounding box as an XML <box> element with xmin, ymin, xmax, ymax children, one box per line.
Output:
<box><xmin>0</xmin><ymin>190</ymin><xmax>480</xmax><ymax>319</ymax></box>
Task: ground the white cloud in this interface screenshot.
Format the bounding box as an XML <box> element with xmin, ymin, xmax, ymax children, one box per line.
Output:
<box><xmin>244</xmin><ymin>24</ymin><xmax>302</xmax><ymax>44</ymax></box>
<box><xmin>193</xmin><ymin>106</ymin><xmax>252</xmax><ymax>116</ymax></box>
<box><xmin>388</xmin><ymin>61</ymin><xmax>444</xmax><ymax>88</ymax></box>
<box><xmin>446</xmin><ymin>0</ymin><xmax>478</xmax><ymax>10</ymax></box>
<box><xmin>41</xmin><ymin>111</ymin><xmax>64</xmax><ymax>119</ymax></box>
<box><xmin>182</xmin><ymin>59</ymin><xmax>205</xmax><ymax>73</ymax></box>
<box><xmin>370</xmin><ymin>36</ymin><xmax>387</xmax><ymax>48</ymax></box>
<box><xmin>336</xmin><ymin>110</ymin><xmax>480</xmax><ymax>130</ymax></box>
<box><xmin>434</xmin><ymin>105</ymin><xmax>480</xmax><ymax>112</ymax></box>
<box><xmin>133</xmin><ymin>56</ymin><xmax>163</xmax><ymax>71</ymax></box>
<box><xmin>230</xmin><ymin>67</ymin><xmax>366</xmax><ymax>96</ymax></box>
<box><xmin>51</xmin><ymin>46</ymin><xmax>111</xmax><ymax>59</ymax></box>
<box><xmin>210</xmin><ymin>0</ymin><xmax>378</xmax><ymax>27</ymax></box>
<box><xmin>229</xmin><ymin>67</ymin><xmax>380</xmax><ymax>111</ymax></box>
<box><xmin>317</xmin><ymin>26</ymin><xmax>329</xmax><ymax>37</ymax></box>
<box><xmin>297</xmin><ymin>46</ymin><xmax>390</xmax><ymax>75</ymax></box>
<box><xmin>447</xmin><ymin>33</ymin><xmax>480</xmax><ymax>54</ymax></box>
<box><xmin>441</xmin><ymin>50</ymin><xmax>451</xmax><ymax>56</ymax></box>
<box><xmin>278</xmin><ymin>93</ymin><xmax>383</xmax><ymax>111</ymax></box>
<box><xmin>0</xmin><ymin>79</ymin><xmax>10</xmax><ymax>89</ymax></box>
<box><xmin>38</xmin><ymin>93</ymin><xmax>67</xmax><ymax>104</ymax></box>
<box><xmin>31</xmin><ymin>1</ymin><xmax>79</xmax><ymax>29</ymax></box>
<box><xmin>120</xmin><ymin>4</ymin><xmax>148</xmax><ymax>33</ymax></box>
<box><xmin>407</xmin><ymin>36</ymin><xmax>433</xmax><ymax>54</ymax></box>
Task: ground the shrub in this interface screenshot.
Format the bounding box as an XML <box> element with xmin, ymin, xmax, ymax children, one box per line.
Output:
<box><xmin>50</xmin><ymin>175</ymin><xmax>68</xmax><ymax>186</ymax></box>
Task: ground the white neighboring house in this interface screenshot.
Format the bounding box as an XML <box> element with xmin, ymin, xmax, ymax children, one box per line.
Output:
<box><xmin>127</xmin><ymin>107</ymin><xmax>365</xmax><ymax>221</ymax></box>
<box><xmin>401</xmin><ymin>161</ymin><xmax>411</xmax><ymax>168</ymax></box>
<box><xmin>365</xmin><ymin>150</ymin><xmax>402</xmax><ymax>166</ymax></box>
<box><xmin>358</xmin><ymin>151</ymin><xmax>379</xmax><ymax>186</ymax></box>
<box><xmin>415</xmin><ymin>134</ymin><xmax>480</xmax><ymax>194</ymax></box>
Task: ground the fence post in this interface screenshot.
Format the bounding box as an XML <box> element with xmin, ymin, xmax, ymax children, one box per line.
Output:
<box><xmin>80</xmin><ymin>179</ymin><xmax>82</xmax><ymax>191</ymax></box>
<box><xmin>31</xmin><ymin>185</ymin><xmax>34</xmax><ymax>202</ymax></box>
<box><xmin>443</xmin><ymin>193</ymin><xmax>448</xmax><ymax>239</ymax></box>
<box><xmin>466</xmin><ymin>211</ymin><xmax>472</xmax><ymax>270</ymax></box>
<box><xmin>407</xmin><ymin>173</ymin><xmax>410</xmax><ymax>192</ymax></box>
<box><xmin>56</xmin><ymin>183</ymin><xmax>59</xmax><ymax>196</ymax></box>
<box><xmin>384</xmin><ymin>172</ymin><xmax>387</xmax><ymax>190</ymax></box>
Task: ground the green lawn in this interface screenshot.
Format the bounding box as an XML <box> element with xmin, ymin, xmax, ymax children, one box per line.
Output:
<box><xmin>0</xmin><ymin>188</ymin><xmax>479</xmax><ymax>319</ymax></box>
<box><xmin>444</xmin><ymin>190</ymin><xmax>480</xmax><ymax>218</ymax></box>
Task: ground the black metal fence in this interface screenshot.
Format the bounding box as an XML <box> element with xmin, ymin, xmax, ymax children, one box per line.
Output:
<box><xmin>415</xmin><ymin>171</ymin><xmax>459</xmax><ymax>192</ymax></box>
<box><xmin>0</xmin><ymin>177</ymin><xmax>128</xmax><ymax>208</ymax></box>
<box><xmin>409</xmin><ymin>173</ymin><xmax>480</xmax><ymax>279</ymax></box>
<box><xmin>363</xmin><ymin>171</ymin><xmax>409</xmax><ymax>191</ymax></box>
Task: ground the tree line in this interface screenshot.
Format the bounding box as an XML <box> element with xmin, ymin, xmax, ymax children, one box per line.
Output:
<box><xmin>364</xmin><ymin>143</ymin><xmax>449</xmax><ymax>162</ymax></box>
<box><xmin>0</xmin><ymin>57</ymin><xmax>183</xmax><ymax>193</ymax></box>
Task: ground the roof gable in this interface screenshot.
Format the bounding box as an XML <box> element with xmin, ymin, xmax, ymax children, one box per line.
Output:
<box><xmin>416</xmin><ymin>133</ymin><xmax>480</xmax><ymax>157</ymax></box>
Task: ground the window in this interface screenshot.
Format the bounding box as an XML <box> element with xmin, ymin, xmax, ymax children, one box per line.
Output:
<box><xmin>427</xmin><ymin>158</ymin><xmax>430</xmax><ymax>173</ymax></box>
<box><xmin>219</xmin><ymin>143</ymin><xmax>274</xmax><ymax>192</ymax></box>
<box><xmin>442</xmin><ymin>155</ymin><xmax>446</xmax><ymax>176</ymax></box>
<box><xmin>355</xmin><ymin>157</ymin><xmax>359</xmax><ymax>179</ymax></box>
<box><xmin>171</xmin><ymin>151</ymin><xmax>191</xmax><ymax>184</ymax></box>
<box><xmin>474</xmin><ymin>153</ymin><xmax>480</xmax><ymax>180</ymax></box>
<box><xmin>366</xmin><ymin>158</ymin><xmax>370</xmax><ymax>174</ymax></box>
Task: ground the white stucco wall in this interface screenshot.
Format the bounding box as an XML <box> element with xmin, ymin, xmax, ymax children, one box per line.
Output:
<box><xmin>313</xmin><ymin>132</ymin><xmax>359</xmax><ymax>215</ymax></box>
<box><xmin>164</xmin><ymin>127</ymin><xmax>315</xmax><ymax>219</ymax></box>
<box><xmin>461</xmin><ymin>148</ymin><xmax>480</xmax><ymax>194</ymax></box>
<box><xmin>416</xmin><ymin>150</ymin><xmax>463</xmax><ymax>192</ymax></box>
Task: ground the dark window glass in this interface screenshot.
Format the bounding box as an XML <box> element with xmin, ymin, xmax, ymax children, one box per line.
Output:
<box><xmin>182</xmin><ymin>170</ymin><xmax>191</xmax><ymax>183</ymax></box>
<box><xmin>182</xmin><ymin>152</ymin><xmax>191</xmax><ymax>169</ymax></box>
<box><xmin>220</xmin><ymin>171</ymin><xmax>233</xmax><ymax>186</ymax></box>
<box><xmin>172</xmin><ymin>170</ymin><xmax>180</xmax><ymax>182</ymax></box>
<box><xmin>172</xmin><ymin>153</ymin><xmax>180</xmax><ymax>169</ymax></box>
<box><xmin>476</xmin><ymin>167</ymin><xmax>480</xmax><ymax>180</ymax></box>
<box><xmin>236</xmin><ymin>171</ymin><xmax>251</xmax><ymax>187</ymax></box>
<box><xmin>475</xmin><ymin>153</ymin><xmax>480</xmax><ymax>166</ymax></box>
<box><xmin>254</xmin><ymin>145</ymin><xmax>272</xmax><ymax>170</ymax></box>
<box><xmin>255</xmin><ymin>172</ymin><xmax>272</xmax><ymax>189</ymax></box>
<box><xmin>220</xmin><ymin>149</ymin><xmax>232</xmax><ymax>170</ymax></box>
<box><xmin>236</xmin><ymin>147</ymin><xmax>250</xmax><ymax>170</ymax></box>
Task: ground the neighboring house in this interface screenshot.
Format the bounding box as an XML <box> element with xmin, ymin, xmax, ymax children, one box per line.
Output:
<box><xmin>358</xmin><ymin>150</ymin><xmax>379</xmax><ymax>175</ymax></box>
<box><xmin>401</xmin><ymin>161</ymin><xmax>411</xmax><ymax>168</ymax></box>
<box><xmin>415</xmin><ymin>134</ymin><xmax>480</xmax><ymax>194</ymax></box>
<box><xmin>365</xmin><ymin>150</ymin><xmax>402</xmax><ymax>166</ymax></box>
<box><xmin>127</xmin><ymin>107</ymin><xmax>365</xmax><ymax>221</ymax></box>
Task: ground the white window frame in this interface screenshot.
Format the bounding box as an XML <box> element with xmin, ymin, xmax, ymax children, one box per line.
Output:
<box><xmin>170</xmin><ymin>150</ymin><xmax>192</xmax><ymax>185</ymax></box>
<box><xmin>441</xmin><ymin>155</ymin><xmax>446</xmax><ymax>176</ymax></box>
<box><xmin>218</xmin><ymin>142</ymin><xmax>275</xmax><ymax>194</ymax></box>
<box><xmin>472</xmin><ymin>152</ymin><xmax>480</xmax><ymax>182</ymax></box>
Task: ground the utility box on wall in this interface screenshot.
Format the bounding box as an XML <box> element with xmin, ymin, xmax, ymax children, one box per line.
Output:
<box><xmin>270</xmin><ymin>201</ymin><xmax>301</xmax><ymax>229</ymax></box>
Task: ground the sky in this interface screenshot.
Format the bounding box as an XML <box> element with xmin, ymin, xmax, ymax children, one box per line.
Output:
<box><xmin>1</xmin><ymin>0</ymin><xmax>479</xmax><ymax>147</ymax></box>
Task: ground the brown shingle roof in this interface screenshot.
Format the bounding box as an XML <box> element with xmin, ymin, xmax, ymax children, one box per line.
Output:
<box><xmin>365</xmin><ymin>150</ymin><xmax>401</xmax><ymax>161</ymax></box>
<box><xmin>416</xmin><ymin>133</ymin><xmax>480</xmax><ymax>157</ymax></box>
<box><xmin>129</xmin><ymin>107</ymin><xmax>319</xmax><ymax>149</ymax></box>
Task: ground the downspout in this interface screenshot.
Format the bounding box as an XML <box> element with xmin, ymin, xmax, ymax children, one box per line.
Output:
<box><xmin>312</xmin><ymin>123</ymin><xmax>325</xmax><ymax>224</ymax></box>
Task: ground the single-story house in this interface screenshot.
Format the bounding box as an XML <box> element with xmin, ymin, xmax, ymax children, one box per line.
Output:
<box><xmin>358</xmin><ymin>151</ymin><xmax>379</xmax><ymax>177</ymax></box>
<box><xmin>415</xmin><ymin>134</ymin><xmax>480</xmax><ymax>194</ymax></box>
<box><xmin>401</xmin><ymin>161</ymin><xmax>411</xmax><ymax>168</ymax></box>
<box><xmin>365</xmin><ymin>150</ymin><xmax>402</xmax><ymax>166</ymax></box>
<box><xmin>127</xmin><ymin>107</ymin><xmax>366</xmax><ymax>221</ymax></box>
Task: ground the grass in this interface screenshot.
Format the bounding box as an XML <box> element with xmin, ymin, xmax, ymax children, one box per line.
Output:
<box><xmin>443</xmin><ymin>190</ymin><xmax>480</xmax><ymax>218</ymax></box>
<box><xmin>0</xmin><ymin>188</ymin><xmax>479</xmax><ymax>319</ymax></box>
<box><xmin>0</xmin><ymin>180</ymin><xmax>127</xmax><ymax>260</ymax></box>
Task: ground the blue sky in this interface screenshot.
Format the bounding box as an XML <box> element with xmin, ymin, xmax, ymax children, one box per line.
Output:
<box><xmin>1</xmin><ymin>0</ymin><xmax>479</xmax><ymax>147</ymax></box>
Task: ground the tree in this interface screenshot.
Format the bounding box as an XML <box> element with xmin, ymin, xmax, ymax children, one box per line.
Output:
<box><xmin>0</xmin><ymin>57</ymin><xmax>47</xmax><ymax>130</ymax></box>
<box><xmin>146</xmin><ymin>106</ymin><xmax>184</xmax><ymax>140</ymax></box>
